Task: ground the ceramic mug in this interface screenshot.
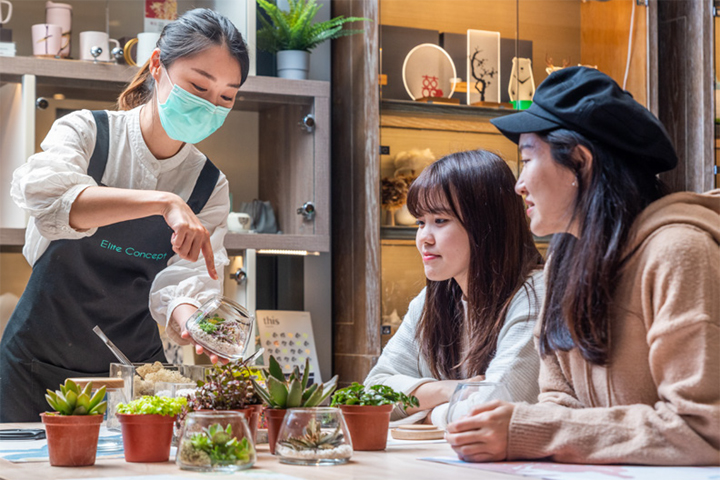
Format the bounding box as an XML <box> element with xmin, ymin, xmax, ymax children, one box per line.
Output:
<box><xmin>79</xmin><ymin>31</ymin><xmax>120</xmax><ymax>62</ymax></box>
<box><xmin>45</xmin><ymin>1</ymin><xmax>71</xmax><ymax>57</ymax></box>
<box><xmin>227</xmin><ymin>212</ymin><xmax>252</xmax><ymax>233</ymax></box>
<box><xmin>31</xmin><ymin>24</ymin><xmax>63</xmax><ymax>57</ymax></box>
<box><xmin>1</xmin><ymin>0</ymin><xmax>12</xmax><ymax>25</ymax></box>
<box><xmin>124</xmin><ymin>31</ymin><xmax>160</xmax><ymax>67</ymax></box>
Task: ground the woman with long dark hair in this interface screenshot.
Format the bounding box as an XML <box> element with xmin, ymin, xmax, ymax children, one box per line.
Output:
<box><xmin>365</xmin><ymin>150</ymin><xmax>544</xmax><ymax>426</ymax></box>
<box><xmin>446</xmin><ymin>67</ymin><xmax>720</xmax><ymax>465</ymax></box>
<box><xmin>0</xmin><ymin>9</ymin><xmax>250</xmax><ymax>421</ymax></box>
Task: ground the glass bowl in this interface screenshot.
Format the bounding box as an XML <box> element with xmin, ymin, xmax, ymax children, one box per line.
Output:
<box><xmin>176</xmin><ymin>411</ymin><xmax>256</xmax><ymax>472</ymax></box>
<box><xmin>185</xmin><ymin>296</ymin><xmax>255</xmax><ymax>361</ymax></box>
<box><xmin>275</xmin><ymin>407</ymin><xmax>353</xmax><ymax>466</ymax></box>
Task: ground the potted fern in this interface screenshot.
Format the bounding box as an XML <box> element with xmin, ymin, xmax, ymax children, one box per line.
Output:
<box><xmin>256</xmin><ymin>0</ymin><xmax>369</xmax><ymax>79</ymax></box>
<box><xmin>42</xmin><ymin>379</ymin><xmax>107</xmax><ymax>466</ymax></box>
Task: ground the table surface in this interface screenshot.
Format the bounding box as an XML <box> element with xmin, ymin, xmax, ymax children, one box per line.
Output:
<box><xmin>0</xmin><ymin>423</ymin><xmax>521</xmax><ymax>480</ymax></box>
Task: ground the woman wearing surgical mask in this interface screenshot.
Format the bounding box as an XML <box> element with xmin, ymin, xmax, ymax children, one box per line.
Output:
<box><xmin>0</xmin><ymin>9</ymin><xmax>249</xmax><ymax>422</ymax></box>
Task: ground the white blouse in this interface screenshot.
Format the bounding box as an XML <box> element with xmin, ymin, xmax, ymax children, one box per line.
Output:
<box><xmin>10</xmin><ymin>107</ymin><xmax>230</xmax><ymax>344</ymax></box>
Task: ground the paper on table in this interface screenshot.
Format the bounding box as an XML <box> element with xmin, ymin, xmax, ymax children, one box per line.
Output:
<box><xmin>63</xmin><ymin>472</ymin><xmax>307</xmax><ymax>480</ymax></box>
<box><xmin>0</xmin><ymin>426</ymin><xmax>123</xmax><ymax>463</ymax></box>
<box><xmin>420</xmin><ymin>457</ymin><xmax>720</xmax><ymax>480</ymax></box>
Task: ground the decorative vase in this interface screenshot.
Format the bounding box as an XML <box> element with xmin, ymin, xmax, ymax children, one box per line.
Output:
<box><xmin>337</xmin><ymin>404</ymin><xmax>393</xmax><ymax>451</ymax></box>
<box><xmin>264</xmin><ymin>407</ymin><xmax>287</xmax><ymax>454</ymax></box>
<box><xmin>275</xmin><ymin>407</ymin><xmax>353</xmax><ymax>465</ymax></box>
<box><xmin>277</xmin><ymin>50</ymin><xmax>310</xmax><ymax>80</ymax></box>
<box><xmin>395</xmin><ymin>204</ymin><xmax>416</xmax><ymax>226</ymax></box>
<box><xmin>45</xmin><ymin>1</ymin><xmax>72</xmax><ymax>58</ymax></box>
<box><xmin>41</xmin><ymin>412</ymin><xmax>103</xmax><ymax>467</ymax></box>
<box><xmin>117</xmin><ymin>413</ymin><xmax>176</xmax><ymax>462</ymax></box>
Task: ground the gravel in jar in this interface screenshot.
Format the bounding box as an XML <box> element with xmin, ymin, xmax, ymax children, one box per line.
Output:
<box><xmin>276</xmin><ymin>444</ymin><xmax>353</xmax><ymax>460</ymax></box>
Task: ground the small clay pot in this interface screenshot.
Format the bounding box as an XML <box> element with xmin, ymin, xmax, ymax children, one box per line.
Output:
<box><xmin>41</xmin><ymin>412</ymin><xmax>103</xmax><ymax>467</ymax></box>
<box><xmin>264</xmin><ymin>407</ymin><xmax>287</xmax><ymax>455</ymax></box>
<box><xmin>338</xmin><ymin>404</ymin><xmax>393</xmax><ymax>451</ymax></box>
<box><xmin>117</xmin><ymin>413</ymin><xmax>176</xmax><ymax>462</ymax></box>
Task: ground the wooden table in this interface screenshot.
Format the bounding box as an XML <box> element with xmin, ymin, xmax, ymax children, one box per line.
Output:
<box><xmin>0</xmin><ymin>423</ymin><xmax>522</xmax><ymax>480</ymax></box>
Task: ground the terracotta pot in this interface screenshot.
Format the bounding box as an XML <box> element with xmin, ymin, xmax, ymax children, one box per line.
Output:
<box><xmin>117</xmin><ymin>413</ymin><xmax>175</xmax><ymax>462</ymax></box>
<box><xmin>41</xmin><ymin>412</ymin><xmax>103</xmax><ymax>467</ymax></box>
<box><xmin>264</xmin><ymin>407</ymin><xmax>287</xmax><ymax>455</ymax></box>
<box><xmin>338</xmin><ymin>404</ymin><xmax>393</xmax><ymax>451</ymax></box>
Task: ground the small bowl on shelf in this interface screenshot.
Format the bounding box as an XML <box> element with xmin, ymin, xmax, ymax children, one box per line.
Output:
<box><xmin>275</xmin><ymin>407</ymin><xmax>353</xmax><ymax>466</ymax></box>
<box><xmin>176</xmin><ymin>411</ymin><xmax>256</xmax><ymax>472</ymax></box>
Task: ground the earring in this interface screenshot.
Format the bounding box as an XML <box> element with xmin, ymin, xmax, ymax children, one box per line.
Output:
<box><xmin>571</xmin><ymin>180</ymin><xmax>577</xmax><ymax>187</ymax></box>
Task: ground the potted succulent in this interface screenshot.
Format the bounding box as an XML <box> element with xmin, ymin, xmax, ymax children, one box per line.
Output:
<box><xmin>116</xmin><ymin>395</ymin><xmax>187</xmax><ymax>462</ymax></box>
<box><xmin>42</xmin><ymin>379</ymin><xmax>107</xmax><ymax>466</ymax></box>
<box><xmin>256</xmin><ymin>0</ymin><xmax>369</xmax><ymax>79</ymax></box>
<box><xmin>274</xmin><ymin>408</ymin><xmax>353</xmax><ymax>465</ymax></box>
<box><xmin>250</xmin><ymin>355</ymin><xmax>337</xmax><ymax>454</ymax></box>
<box><xmin>330</xmin><ymin>382</ymin><xmax>418</xmax><ymax>451</ymax></box>
<box><xmin>185</xmin><ymin>360</ymin><xmax>263</xmax><ymax>442</ymax></box>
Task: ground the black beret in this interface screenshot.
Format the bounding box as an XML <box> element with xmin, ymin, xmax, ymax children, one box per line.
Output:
<box><xmin>490</xmin><ymin>66</ymin><xmax>678</xmax><ymax>174</ymax></box>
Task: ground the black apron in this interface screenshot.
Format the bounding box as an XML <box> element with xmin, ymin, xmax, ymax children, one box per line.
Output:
<box><xmin>0</xmin><ymin>111</ymin><xmax>219</xmax><ymax>422</ymax></box>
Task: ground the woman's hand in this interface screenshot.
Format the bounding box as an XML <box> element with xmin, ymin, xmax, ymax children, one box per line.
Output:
<box><xmin>171</xmin><ymin>304</ymin><xmax>229</xmax><ymax>365</ymax></box>
<box><xmin>445</xmin><ymin>400</ymin><xmax>514</xmax><ymax>463</ymax></box>
<box><xmin>161</xmin><ymin>194</ymin><xmax>218</xmax><ymax>280</ymax></box>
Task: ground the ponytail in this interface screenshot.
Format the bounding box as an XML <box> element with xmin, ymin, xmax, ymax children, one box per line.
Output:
<box><xmin>117</xmin><ymin>60</ymin><xmax>154</xmax><ymax>111</ymax></box>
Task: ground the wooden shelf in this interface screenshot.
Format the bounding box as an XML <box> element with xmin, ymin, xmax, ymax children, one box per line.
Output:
<box><xmin>0</xmin><ymin>56</ymin><xmax>329</xmax><ymax>111</ymax></box>
<box><xmin>380</xmin><ymin>99</ymin><xmax>516</xmax><ymax>134</ymax></box>
<box><xmin>0</xmin><ymin>228</ymin><xmax>329</xmax><ymax>255</ymax></box>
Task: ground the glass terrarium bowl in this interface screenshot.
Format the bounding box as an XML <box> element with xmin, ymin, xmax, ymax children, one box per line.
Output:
<box><xmin>176</xmin><ymin>411</ymin><xmax>256</xmax><ymax>472</ymax></box>
<box><xmin>185</xmin><ymin>296</ymin><xmax>255</xmax><ymax>361</ymax></box>
<box><xmin>275</xmin><ymin>407</ymin><xmax>353</xmax><ymax>466</ymax></box>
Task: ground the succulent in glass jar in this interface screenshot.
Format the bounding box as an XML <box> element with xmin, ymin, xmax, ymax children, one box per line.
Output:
<box><xmin>177</xmin><ymin>412</ymin><xmax>256</xmax><ymax>472</ymax></box>
<box><xmin>185</xmin><ymin>296</ymin><xmax>254</xmax><ymax>361</ymax></box>
<box><xmin>274</xmin><ymin>407</ymin><xmax>353</xmax><ymax>465</ymax></box>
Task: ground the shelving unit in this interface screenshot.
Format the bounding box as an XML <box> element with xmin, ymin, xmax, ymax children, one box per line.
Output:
<box><xmin>0</xmin><ymin>56</ymin><xmax>330</xmax><ymax>256</ymax></box>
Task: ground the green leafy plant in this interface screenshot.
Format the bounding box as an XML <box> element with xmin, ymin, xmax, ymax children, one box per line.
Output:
<box><xmin>45</xmin><ymin>379</ymin><xmax>107</xmax><ymax>416</ymax></box>
<box><xmin>256</xmin><ymin>0</ymin><xmax>370</xmax><ymax>54</ymax></box>
<box><xmin>179</xmin><ymin>423</ymin><xmax>254</xmax><ymax>467</ymax></box>
<box><xmin>116</xmin><ymin>395</ymin><xmax>187</xmax><ymax>416</ymax></box>
<box><xmin>188</xmin><ymin>361</ymin><xmax>260</xmax><ymax>411</ymax></box>
<box><xmin>278</xmin><ymin>417</ymin><xmax>344</xmax><ymax>451</ymax></box>
<box><xmin>330</xmin><ymin>382</ymin><xmax>419</xmax><ymax>410</ymax></box>
<box><xmin>250</xmin><ymin>355</ymin><xmax>337</xmax><ymax>409</ymax></box>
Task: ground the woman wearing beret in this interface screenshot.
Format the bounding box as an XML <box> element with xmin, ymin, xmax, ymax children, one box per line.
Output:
<box><xmin>445</xmin><ymin>67</ymin><xmax>720</xmax><ymax>465</ymax></box>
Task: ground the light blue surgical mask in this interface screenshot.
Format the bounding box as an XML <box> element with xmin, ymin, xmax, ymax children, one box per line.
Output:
<box><xmin>156</xmin><ymin>66</ymin><xmax>231</xmax><ymax>144</ymax></box>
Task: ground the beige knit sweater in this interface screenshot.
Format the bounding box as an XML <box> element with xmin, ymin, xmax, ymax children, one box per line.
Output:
<box><xmin>508</xmin><ymin>190</ymin><xmax>720</xmax><ymax>465</ymax></box>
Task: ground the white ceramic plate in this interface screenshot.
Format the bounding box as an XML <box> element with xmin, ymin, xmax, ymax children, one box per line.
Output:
<box><xmin>402</xmin><ymin>43</ymin><xmax>457</xmax><ymax>101</ymax></box>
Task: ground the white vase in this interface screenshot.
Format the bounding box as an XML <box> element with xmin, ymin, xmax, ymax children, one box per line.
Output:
<box><xmin>45</xmin><ymin>1</ymin><xmax>72</xmax><ymax>58</ymax></box>
<box><xmin>277</xmin><ymin>50</ymin><xmax>310</xmax><ymax>80</ymax></box>
<box><xmin>395</xmin><ymin>204</ymin><xmax>416</xmax><ymax>226</ymax></box>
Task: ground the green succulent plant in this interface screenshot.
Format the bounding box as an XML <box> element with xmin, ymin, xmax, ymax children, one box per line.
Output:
<box><xmin>180</xmin><ymin>423</ymin><xmax>254</xmax><ymax>466</ymax></box>
<box><xmin>250</xmin><ymin>355</ymin><xmax>337</xmax><ymax>409</ymax></box>
<box><xmin>45</xmin><ymin>379</ymin><xmax>107</xmax><ymax>416</ymax></box>
<box><xmin>256</xmin><ymin>0</ymin><xmax>370</xmax><ymax>54</ymax></box>
<box><xmin>278</xmin><ymin>417</ymin><xmax>344</xmax><ymax>451</ymax></box>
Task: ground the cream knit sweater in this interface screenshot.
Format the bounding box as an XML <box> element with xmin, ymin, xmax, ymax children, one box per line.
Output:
<box><xmin>366</xmin><ymin>271</ymin><xmax>544</xmax><ymax>427</ymax></box>
<box><xmin>508</xmin><ymin>190</ymin><xmax>720</xmax><ymax>465</ymax></box>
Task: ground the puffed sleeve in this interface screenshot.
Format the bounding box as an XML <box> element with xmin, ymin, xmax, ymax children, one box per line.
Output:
<box><xmin>148</xmin><ymin>172</ymin><xmax>231</xmax><ymax>345</ymax></box>
<box><xmin>10</xmin><ymin>110</ymin><xmax>100</xmax><ymax>240</ymax></box>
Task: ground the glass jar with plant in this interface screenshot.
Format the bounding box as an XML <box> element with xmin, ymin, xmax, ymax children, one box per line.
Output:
<box><xmin>250</xmin><ymin>355</ymin><xmax>338</xmax><ymax>454</ymax></box>
<box><xmin>116</xmin><ymin>395</ymin><xmax>187</xmax><ymax>463</ymax></box>
<box><xmin>330</xmin><ymin>382</ymin><xmax>419</xmax><ymax>451</ymax></box>
<box><xmin>41</xmin><ymin>379</ymin><xmax>107</xmax><ymax>467</ymax></box>
<box><xmin>275</xmin><ymin>407</ymin><xmax>353</xmax><ymax>465</ymax></box>
<box><xmin>256</xmin><ymin>0</ymin><xmax>369</xmax><ymax>79</ymax></box>
<box><xmin>177</xmin><ymin>411</ymin><xmax>256</xmax><ymax>472</ymax></box>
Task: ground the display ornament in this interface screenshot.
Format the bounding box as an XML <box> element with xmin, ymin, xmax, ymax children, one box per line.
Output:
<box><xmin>467</xmin><ymin>29</ymin><xmax>501</xmax><ymax>104</ymax></box>
<box><xmin>402</xmin><ymin>43</ymin><xmax>457</xmax><ymax>102</ymax></box>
